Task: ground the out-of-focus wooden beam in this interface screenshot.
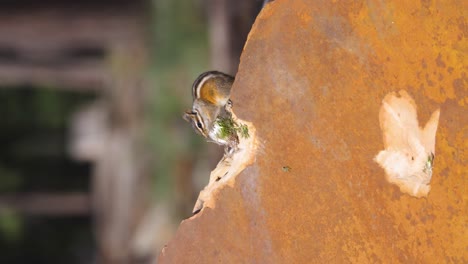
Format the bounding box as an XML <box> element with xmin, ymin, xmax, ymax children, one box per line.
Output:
<box><xmin>0</xmin><ymin>192</ymin><xmax>90</xmax><ymax>215</ymax></box>
<box><xmin>0</xmin><ymin>63</ymin><xmax>108</xmax><ymax>91</ymax></box>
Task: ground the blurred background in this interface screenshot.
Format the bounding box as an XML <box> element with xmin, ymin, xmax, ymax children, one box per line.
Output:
<box><xmin>0</xmin><ymin>0</ymin><xmax>265</xmax><ymax>263</ymax></box>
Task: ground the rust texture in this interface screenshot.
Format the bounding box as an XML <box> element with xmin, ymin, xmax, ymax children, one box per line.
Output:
<box><xmin>159</xmin><ymin>0</ymin><xmax>467</xmax><ymax>262</ymax></box>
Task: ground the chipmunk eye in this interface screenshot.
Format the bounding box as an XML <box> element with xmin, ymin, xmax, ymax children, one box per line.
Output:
<box><xmin>197</xmin><ymin>122</ymin><xmax>203</xmax><ymax>129</ymax></box>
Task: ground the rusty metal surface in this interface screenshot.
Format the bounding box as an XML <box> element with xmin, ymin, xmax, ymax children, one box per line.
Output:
<box><xmin>159</xmin><ymin>0</ymin><xmax>467</xmax><ymax>262</ymax></box>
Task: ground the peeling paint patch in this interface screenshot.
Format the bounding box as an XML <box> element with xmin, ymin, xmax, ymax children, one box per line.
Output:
<box><xmin>374</xmin><ymin>90</ymin><xmax>440</xmax><ymax>197</ymax></box>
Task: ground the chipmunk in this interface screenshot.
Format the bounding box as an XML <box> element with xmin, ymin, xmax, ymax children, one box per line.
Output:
<box><xmin>183</xmin><ymin>71</ymin><xmax>239</xmax><ymax>150</ymax></box>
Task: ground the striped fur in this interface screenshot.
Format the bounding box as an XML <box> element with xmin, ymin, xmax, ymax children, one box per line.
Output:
<box><xmin>191</xmin><ymin>71</ymin><xmax>234</xmax><ymax>106</ymax></box>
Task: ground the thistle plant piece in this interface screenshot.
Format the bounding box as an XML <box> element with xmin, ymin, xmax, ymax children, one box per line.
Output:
<box><xmin>238</xmin><ymin>123</ymin><xmax>250</xmax><ymax>139</ymax></box>
<box><xmin>216</xmin><ymin>117</ymin><xmax>250</xmax><ymax>140</ymax></box>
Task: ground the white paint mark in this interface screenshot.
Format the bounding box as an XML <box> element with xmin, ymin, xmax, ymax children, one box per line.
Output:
<box><xmin>374</xmin><ymin>90</ymin><xmax>440</xmax><ymax>197</ymax></box>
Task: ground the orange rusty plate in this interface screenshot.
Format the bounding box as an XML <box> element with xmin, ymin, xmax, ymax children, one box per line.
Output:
<box><xmin>159</xmin><ymin>0</ymin><xmax>467</xmax><ymax>263</ymax></box>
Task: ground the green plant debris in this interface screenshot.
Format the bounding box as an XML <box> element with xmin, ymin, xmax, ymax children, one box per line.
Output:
<box><xmin>423</xmin><ymin>152</ymin><xmax>435</xmax><ymax>174</ymax></box>
<box><xmin>239</xmin><ymin>123</ymin><xmax>250</xmax><ymax>138</ymax></box>
<box><xmin>0</xmin><ymin>210</ymin><xmax>23</xmax><ymax>243</ymax></box>
<box><xmin>216</xmin><ymin>117</ymin><xmax>250</xmax><ymax>139</ymax></box>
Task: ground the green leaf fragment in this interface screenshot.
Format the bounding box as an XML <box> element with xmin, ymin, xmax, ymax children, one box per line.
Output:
<box><xmin>423</xmin><ymin>153</ymin><xmax>434</xmax><ymax>174</ymax></box>
<box><xmin>216</xmin><ymin>117</ymin><xmax>250</xmax><ymax>139</ymax></box>
<box><xmin>239</xmin><ymin>123</ymin><xmax>250</xmax><ymax>138</ymax></box>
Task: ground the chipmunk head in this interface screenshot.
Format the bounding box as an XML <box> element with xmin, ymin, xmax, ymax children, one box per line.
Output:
<box><xmin>184</xmin><ymin>71</ymin><xmax>236</xmax><ymax>146</ymax></box>
<box><xmin>183</xmin><ymin>101</ymin><xmax>220</xmax><ymax>138</ymax></box>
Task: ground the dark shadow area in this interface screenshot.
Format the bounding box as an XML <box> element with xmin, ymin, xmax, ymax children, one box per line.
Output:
<box><xmin>0</xmin><ymin>87</ymin><xmax>96</xmax><ymax>264</ymax></box>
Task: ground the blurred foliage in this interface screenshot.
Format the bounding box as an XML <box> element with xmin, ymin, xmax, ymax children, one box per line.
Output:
<box><xmin>0</xmin><ymin>0</ymin><xmax>215</xmax><ymax>261</ymax></box>
<box><xmin>0</xmin><ymin>87</ymin><xmax>94</xmax><ymax>193</ymax></box>
<box><xmin>0</xmin><ymin>210</ymin><xmax>22</xmax><ymax>243</ymax></box>
<box><xmin>0</xmin><ymin>87</ymin><xmax>94</xmax><ymax>263</ymax></box>
<box><xmin>0</xmin><ymin>165</ymin><xmax>22</xmax><ymax>192</ymax></box>
<box><xmin>0</xmin><ymin>215</ymin><xmax>93</xmax><ymax>264</ymax></box>
<box><xmin>148</xmin><ymin>0</ymin><xmax>209</xmax><ymax>198</ymax></box>
<box><xmin>1</xmin><ymin>87</ymin><xmax>92</xmax><ymax>130</ymax></box>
